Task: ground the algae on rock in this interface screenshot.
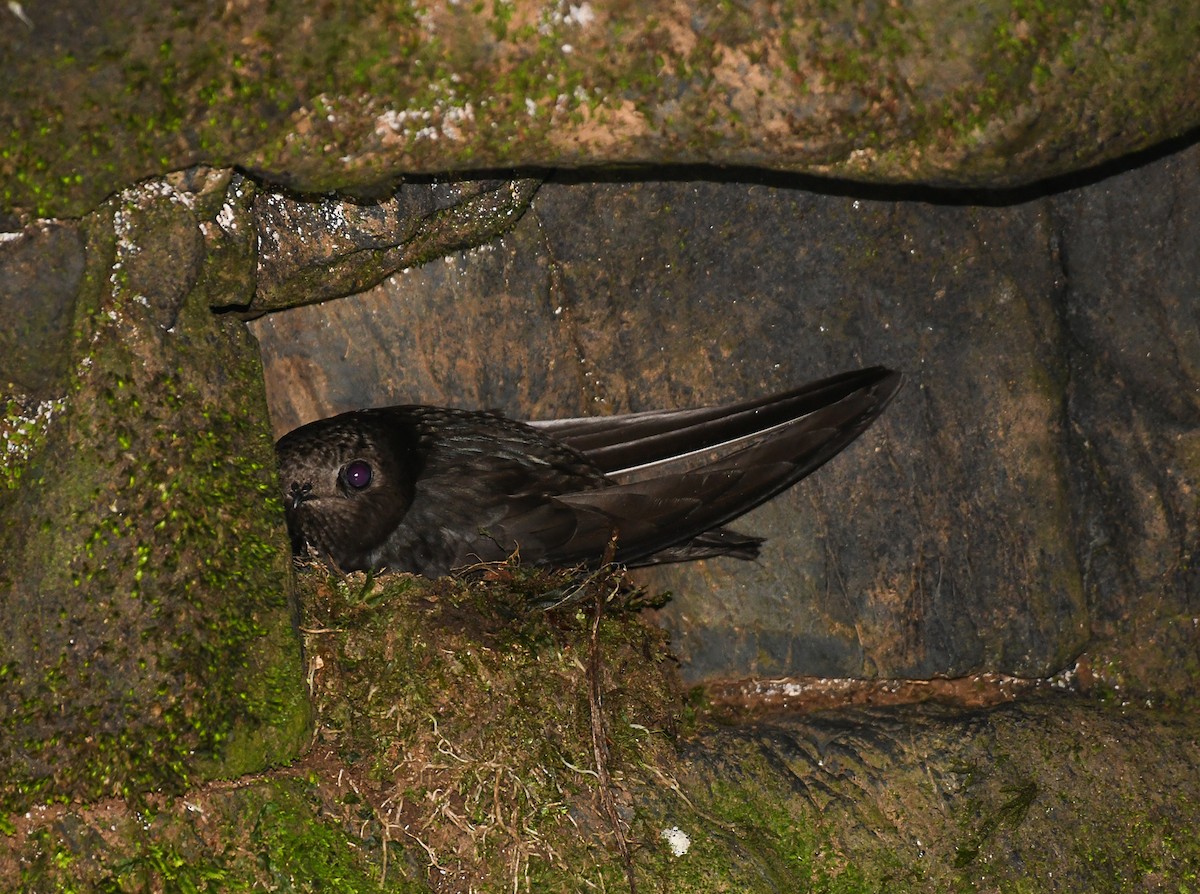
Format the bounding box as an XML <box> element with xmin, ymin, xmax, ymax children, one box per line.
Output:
<box><xmin>0</xmin><ymin>171</ymin><xmax>310</xmax><ymax>813</ymax></box>
<box><xmin>7</xmin><ymin>565</ymin><xmax>1199</xmax><ymax>892</ymax></box>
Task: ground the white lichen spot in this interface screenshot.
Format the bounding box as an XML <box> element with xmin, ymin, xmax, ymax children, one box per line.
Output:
<box><xmin>661</xmin><ymin>826</ymin><xmax>691</xmax><ymax>856</ymax></box>
<box><xmin>377</xmin><ymin>91</ymin><xmax>475</xmax><ymax>144</ymax></box>
<box><xmin>320</xmin><ymin>199</ymin><xmax>349</xmax><ymax>233</ymax></box>
<box><xmin>415</xmin><ymin>4</ymin><xmax>436</xmax><ymax>35</ymax></box>
<box><xmin>2</xmin><ymin>394</ymin><xmax>67</xmax><ymax>484</ymax></box>
<box><xmin>564</xmin><ymin>2</ymin><xmax>595</xmax><ymax>27</ymax></box>
<box><xmin>543</xmin><ymin>0</ymin><xmax>594</xmax><ymax>32</ymax></box>
<box><xmin>525</xmin><ymin>97</ymin><xmax>538</xmax><ymax>117</ymax></box>
<box><xmin>440</xmin><ymin>102</ymin><xmax>475</xmax><ymax>141</ymax></box>
<box><xmin>375</xmin><ymin>108</ymin><xmax>405</xmax><ymax>134</ymax></box>
<box><xmin>215</xmin><ymin>198</ymin><xmax>240</xmax><ymax>234</ymax></box>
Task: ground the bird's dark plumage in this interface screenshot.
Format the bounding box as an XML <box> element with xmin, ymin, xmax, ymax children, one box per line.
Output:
<box><xmin>275</xmin><ymin>367</ymin><xmax>902</xmax><ymax>577</ymax></box>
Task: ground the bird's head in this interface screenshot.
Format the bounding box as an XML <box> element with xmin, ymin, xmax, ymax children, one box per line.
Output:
<box><xmin>274</xmin><ymin>411</ymin><xmax>418</xmax><ymax>571</ymax></box>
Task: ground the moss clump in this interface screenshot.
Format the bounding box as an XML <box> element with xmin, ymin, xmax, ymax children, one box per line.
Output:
<box><xmin>5</xmin><ymin>565</ymin><xmax>1199</xmax><ymax>891</ymax></box>
<box><xmin>9</xmin><ymin>779</ymin><xmax>406</xmax><ymax>893</ymax></box>
<box><xmin>0</xmin><ymin>175</ymin><xmax>309</xmax><ymax>815</ymax></box>
<box><xmin>1</xmin><ymin>567</ymin><xmax>700</xmax><ymax>892</ymax></box>
<box><xmin>297</xmin><ymin>564</ymin><xmax>683</xmax><ymax>889</ymax></box>
<box><xmin>4</xmin><ymin>0</ymin><xmax>1200</xmax><ymax>216</ymax></box>
<box><xmin>0</xmin><ymin>393</ymin><xmax>67</xmax><ymax>491</ymax></box>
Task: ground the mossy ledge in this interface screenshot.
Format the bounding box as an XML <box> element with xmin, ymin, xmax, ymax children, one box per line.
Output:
<box><xmin>5</xmin><ymin>566</ymin><xmax>1198</xmax><ymax>892</ymax></box>
<box><xmin>0</xmin><ymin>173</ymin><xmax>310</xmax><ymax>815</ymax></box>
<box><xmin>3</xmin><ymin>0</ymin><xmax>1199</xmax><ymax>217</ymax></box>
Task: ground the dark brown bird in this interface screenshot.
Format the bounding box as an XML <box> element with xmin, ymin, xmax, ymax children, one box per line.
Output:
<box><xmin>275</xmin><ymin>366</ymin><xmax>901</xmax><ymax>577</ymax></box>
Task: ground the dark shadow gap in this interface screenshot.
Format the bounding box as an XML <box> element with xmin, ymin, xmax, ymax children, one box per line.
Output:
<box><xmin>240</xmin><ymin>126</ymin><xmax>1200</xmax><ymax>210</ymax></box>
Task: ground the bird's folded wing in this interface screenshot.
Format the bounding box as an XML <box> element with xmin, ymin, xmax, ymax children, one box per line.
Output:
<box><xmin>507</xmin><ymin>427</ymin><xmax>870</xmax><ymax>569</ymax></box>
<box><xmin>527</xmin><ymin>366</ymin><xmax>900</xmax><ymax>481</ymax></box>
<box><xmin>472</xmin><ymin>366</ymin><xmax>901</xmax><ymax>569</ymax></box>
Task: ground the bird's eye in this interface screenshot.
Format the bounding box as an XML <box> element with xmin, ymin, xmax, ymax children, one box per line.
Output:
<box><xmin>343</xmin><ymin>460</ymin><xmax>373</xmax><ymax>490</ymax></box>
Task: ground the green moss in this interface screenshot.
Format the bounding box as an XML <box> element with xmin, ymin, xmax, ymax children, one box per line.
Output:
<box><xmin>14</xmin><ymin>780</ymin><xmax>405</xmax><ymax>893</ymax></box>
<box><xmin>6</xmin><ymin>563</ymin><xmax>1200</xmax><ymax>890</ymax></box>
<box><xmin>943</xmin><ymin>704</ymin><xmax>1200</xmax><ymax>892</ymax></box>
<box><xmin>4</xmin><ymin>0</ymin><xmax>1199</xmax><ymax>214</ymax></box>
<box><xmin>293</xmin><ymin>566</ymin><xmax>689</xmax><ymax>888</ymax></box>
<box><xmin>954</xmin><ymin>779</ymin><xmax>1039</xmax><ymax>868</ymax></box>
<box><xmin>0</xmin><ymin>176</ymin><xmax>309</xmax><ymax>815</ymax></box>
<box><xmin>673</xmin><ymin>784</ymin><xmax>880</xmax><ymax>892</ymax></box>
<box><xmin>0</xmin><ymin>394</ymin><xmax>67</xmax><ymax>490</ymax></box>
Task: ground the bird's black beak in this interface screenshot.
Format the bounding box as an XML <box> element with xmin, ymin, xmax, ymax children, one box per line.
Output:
<box><xmin>288</xmin><ymin>481</ymin><xmax>313</xmax><ymax>510</ymax></box>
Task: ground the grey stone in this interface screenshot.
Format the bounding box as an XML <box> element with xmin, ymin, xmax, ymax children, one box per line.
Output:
<box><xmin>252</xmin><ymin>145</ymin><xmax>1198</xmax><ymax>695</ymax></box>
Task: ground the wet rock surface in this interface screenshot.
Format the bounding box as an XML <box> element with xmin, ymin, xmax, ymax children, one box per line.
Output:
<box><xmin>1</xmin><ymin>8</ymin><xmax>1197</xmax><ymax>882</ymax></box>
<box><xmin>251</xmin><ymin>142</ymin><xmax>1200</xmax><ymax>695</ymax></box>
<box><xmin>5</xmin><ymin>570</ymin><xmax>1197</xmax><ymax>891</ymax></box>
<box><xmin>676</xmin><ymin>697</ymin><xmax>1200</xmax><ymax>893</ymax></box>
<box><xmin>249</xmin><ymin>178</ymin><xmax>541</xmax><ymax>314</ymax></box>
<box><xmin>0</xmin><ymin>172</ymin><xmax>308</xmax><ymax>812</ymax></box>
<box><xmin>3</xmin><ymin>1</ymin><xmax>1199</xmax><ymax>217</ymax></box>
